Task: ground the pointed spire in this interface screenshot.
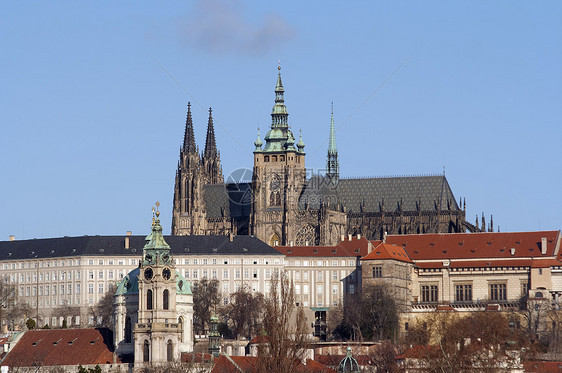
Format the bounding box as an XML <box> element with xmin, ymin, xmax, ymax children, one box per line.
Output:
<box><xmin>326</xmin><ymin>102</ymin><xmax>339</xmax><ymax>183</ymax></box>
<box><xmin>204</xmin><ymin>107</ymin><xmax>218</xmax><ymax>159</ymax></box>
<box><xmin>183</xmin><ymin>102</ymin><xmax>197</xmax><ymax>154</ymax></box>
<box><xmin>254</xmin><ymin>126</ymin><xmax>263</xmax><ymax>152</ymax></box>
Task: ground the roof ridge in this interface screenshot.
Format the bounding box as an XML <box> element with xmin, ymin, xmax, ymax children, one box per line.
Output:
<box><xmin>339</xmin><ymin>174</ymin><xmax>443</xmax><ymax>180</ymax></box>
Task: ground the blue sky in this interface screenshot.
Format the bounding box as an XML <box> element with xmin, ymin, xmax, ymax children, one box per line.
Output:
<box><xmin>1</xmin><ymin>1</ymin><xmax>560</xmax><ymax>239</ymax></box>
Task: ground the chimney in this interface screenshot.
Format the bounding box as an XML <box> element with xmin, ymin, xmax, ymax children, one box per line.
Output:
<box><xmin>383</xmin><ymin>231</ymin><xmax>388</xmax><ymax>243</ymax></box>
<box><xmin>229</xmin><ymin>232</ymin><xmax>234</xmax><ymax>242</ymax></box>
<box><xmin>541</xmin><ymin>237</ymin><xmax>547</xmax><ymax>255</ymax></box>
<box><xmin>357</xmin><ymin>234</ymin><xmax>361</xmax><ymax>240</ymax></box>
<box><xmin>348</xmin><ymin>234</ymin><xmax>352</xmax><ymax>241</ymax></box>
<box><xmin>340</xmin><ymin>234</ymin><xmax>345</xmax><ymax>242</ymax></box>
<box><xmin>290</xmin><ymin>241</ymin><xmax>294</xmax><ymax>247</ymax></box>
<box><xmin>510</xmin><ymin>248</ymin><xmax>515</xmax><ymax>256</ymax></box>
<box><xmin>8</xmin><ymin>235</ymin><xmax>15</xmax><ymax>242</ymax></box>
<box><xmin>368</xmin><ymin>241</ymin><xmax>373</xmax><ymax>254</ymax></box>
<box><xmin>125</xmin><ymin>231</ymin><xmax>132</xmax><ymax>249</ymax></box>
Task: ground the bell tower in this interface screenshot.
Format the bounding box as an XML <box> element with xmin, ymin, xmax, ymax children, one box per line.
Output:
<box><xmin>134</xmin><ymin>202</ymin><xmax>184</xmax><ymax>367</ymax></box>
<box><xmin>251</xmin><ymin>65</ymin><xmax>307</xmax><ymax>246</ymax></box>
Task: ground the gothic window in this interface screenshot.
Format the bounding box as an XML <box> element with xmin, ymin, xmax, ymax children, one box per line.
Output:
<box><xmin>264</xmin><ymin>156</ymin><xmax>269</xmax><ymax>162</ymax></box>
<box><xmin>270</xmin><ymin>192</ymin><xmax>275</xmax><ymax>206</ymax></box>
<box><xmin>295</xmin><ymin>225</ymin><xmax>318</xmax><ymax>246</ymax></box>
<box><xmin>272</xmin><ymin>155</ymin><xmax>277</xmax><ymax>162</ymax></box>
<box><xmin>167</xmin><ymin>340</ymin><xmax>173</xmax><ymax>362</ymax></box>
<box><xmin>143</xmin><ymin>340</ymin><xmax>150</xmax><ymax>362</ymax></box>
<box><xmin>163</xmin><ymin>289</ymin><xmax>169</xmax><ymax>310</ymax></box>
<box><xmin>125</xmin><ymin>316</ymin><xmax>132</xmax><ymax>343</ymax></box>
<box><xmin>147</xmin><ymin>289</ymin><xmax>153</xmax><ymax>310</ymax></box>
<box><xmin>275</xmin><ymin>192</ymin><xmax>281</xmax><ymax>205</ymax></box>
<box><xmin>269</xmin><ymin>233</ymin><xmax>280</xmax><ymax>246</ymax></box>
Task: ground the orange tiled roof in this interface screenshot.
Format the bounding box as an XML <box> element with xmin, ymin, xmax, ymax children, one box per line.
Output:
<box><xmin>211</xmin><ymin>355</ymin><xmax>335</xmax><ymax>373</ymax></box>
<box><xmin>384</xmin><ymin>231</ymin><xmax>560</xmax><ymax>262</ymax></box>
<box><xmin>523</xmin><ymin>361</ymin><xmax>562</xmax><ymax>372</ymax></box>
<box><xmin>361</xmin><ymin>243</ymin><xmax>413</xmax><ymax>263</ymax></box>
<box><xmin>1</xmin><ymin>328</ymin><xmax>118</xmax><ymax>367</ymax></box>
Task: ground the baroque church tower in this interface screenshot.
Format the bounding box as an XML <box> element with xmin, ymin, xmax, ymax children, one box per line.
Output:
<box><xmin>114</xmin><ymin>204</ymin><xmax>193</xmax><ymax>367</ymax></box>
<box><xmin>172</xmin><ymin>104</ymin><xmax>224</xmax><ymax>235</ymax></box>
<box><xmin>251</xmin><ymin>65</ymin><xmax>308</xmax><ymax>246</ymax></box>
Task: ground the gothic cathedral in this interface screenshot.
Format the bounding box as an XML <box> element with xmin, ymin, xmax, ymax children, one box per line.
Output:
<box><xmin>171</xmin><ymin>67</ymin><xmax>480</xmax><ymax>246</ymax></box>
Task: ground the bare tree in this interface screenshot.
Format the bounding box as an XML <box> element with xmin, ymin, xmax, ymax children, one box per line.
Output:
<box><xmin>0</xmin><ymin>276</ymin><xmax>17</xmax><ymax>329</ymax></box>
<box><xmin>337</xmin><ymin>282</ymin><xmax>401</xmax><ymax>342</ymax></box>
<box><xmin>192</xmin><ymin>278</ymin><xmax>221</xmax><ymax>335</ymax></box>
<box><xmin>222</xmin><ymin>289</ymin><xmax>264</xmax><ymax>339</ymax></box>
<box><xmin>403</xmin><ymin>311</ymin><xmax>523</xmax><ymax>373</ymax></box>
<box><xmin>88</xmin><ymin>288</ymin><xmax>114</xmax><ymax>329</ymax></box>
<box><xmin>52</xmin><ymin>303</ymin><xmax>81</xmax><ymax>328</ymax></box>
<box><xmin>258</xmin><ymin>270</ymin><xmax>309</xmax><ymax>373</ymax></box>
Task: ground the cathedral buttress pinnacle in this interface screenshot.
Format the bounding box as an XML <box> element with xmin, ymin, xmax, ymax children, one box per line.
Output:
<box><xmin>183</xmin><ymin>102</ymin><xmax>197</xmax><ymax>154</ymax></box>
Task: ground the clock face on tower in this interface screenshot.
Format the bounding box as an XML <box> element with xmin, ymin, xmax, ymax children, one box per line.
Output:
<box><xmin>162</xmin><ymin>267</ymin><xmax>171</xmax><ymax>280</ymax></box>
<box><xmin>144</xmin><ymin>267</ymin><xmax>153</xmax><ymax>281</ymax></box>
<box><xmin>162</xmin><ymin>254</ymin><xmax>170</xmax><ymax>263</ymax></box>
<box><xmin>145</xmin><ymin>253</ymin><xmax>153</xmax><ymax>263</ymax></box>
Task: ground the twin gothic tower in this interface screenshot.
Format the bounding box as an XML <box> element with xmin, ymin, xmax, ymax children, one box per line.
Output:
<box><xmin>172</xmin><ymin>67</ymin><xmax>471</xmax><ymax>245</ymax></box>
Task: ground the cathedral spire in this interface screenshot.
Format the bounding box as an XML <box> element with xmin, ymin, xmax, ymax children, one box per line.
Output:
<box><xmin>204</xmin><ymin>107</ymin><xmax>218</xmax><ymax>159</ymax></box>
<box><xmin>326</xmin><ymin>102</ymin><xmax>339</xmax><ymax>182</ymax></box>
<box><xmin>271</xmin><ymin>64</ymin><xmax>288</xmax><ymax>129</ymax></box>
<box><xmin>183</xmin><ymin>102</ymin><xmax>197</xmax><ymax>154</ymax></box>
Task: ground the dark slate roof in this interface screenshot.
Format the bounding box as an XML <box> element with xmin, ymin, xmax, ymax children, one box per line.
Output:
<box><xmin>203</xmin><ymin>182</ymin><xmax>252</xmax><ymax>219</ymax></box>
<box><xmin>0</xmin><ymin>234</ymin><xmax>282</xmax><ymax>261</ymax></box>
<box><xmin>299</xmin><ymin>175</ymin><xmax>460</xmax><ymax>213</ymax></box>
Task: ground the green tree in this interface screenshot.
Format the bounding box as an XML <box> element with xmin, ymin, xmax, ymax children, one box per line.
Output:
<box><xmin>26</xmin><ymin>318</ymin><xmax>36</xmax><ymax>330</ymax></box>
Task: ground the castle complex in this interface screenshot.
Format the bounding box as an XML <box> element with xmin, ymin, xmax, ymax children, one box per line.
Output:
<box><xmin>172</xmin><ymin>67</ymin><xmax>482</xmax><ymax>246</ymax></box>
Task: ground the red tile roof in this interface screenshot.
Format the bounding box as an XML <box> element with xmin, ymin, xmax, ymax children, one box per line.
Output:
<box><xmin>384</xmin><ymin>231</ymin><xmax>561</xmax><ymax>265</ymax></box>
<box><xmin>361</xmin><ymin>243</ymin><xmax>413</xmax><ymax>263</ymax></box>
<box><xmin>276</xmin><ymin>236</ymin><xmax>371</xmax><ymax>258</ymax></box>
<box><xmin>1</xmin><ymin>328</ymin><xmax>118</xmax><ymax>367</ymax></box>
<box><xmin>523</xmin><ymin>361</ymin><xmax>562</xmax><ymax>372</ymax></box>
<box><xmin>210</xmin><ymin>355</ymin><xmax>335</xmax><ymax>373</ymax></box>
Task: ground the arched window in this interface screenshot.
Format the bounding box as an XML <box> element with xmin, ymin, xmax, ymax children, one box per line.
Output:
<box><xmin>143</xmin><ymin>340</ymin><xmax>150</xmax><ymax>362</ymax></box>
<box><xmin>147</xmin><ymin>289</ymin><xmax>153</xmax><ymax>310</ymax></box>
<box><xmin>163</xmin><ymin>289</ymin><xmax>169</xmax><ymax>310</ymax></box>
<box><xmin>167</xmin><ymin>340</ymin><xmax>173</xmax><ymax>362</ymax></box>
<box><xmin>270</xmin><ymin>192</ymin><xmax>275</xmax><ymax>206</ymax></box>
<box><xmin>264</xmin><ymin>156</ymin><xmax>269</xmax><ymax>162</ymax></box>
<box><xmin>178</xmin><ymin>317</ymin><xmax>184</xmax><ymax>342</ymax></box>
<box><xmin>125</xmin><ymin>316</ymin><xmax>132</xmax><ymax>343</ymax></box>
<box><xmin>275</xmin><ymin>192</ymin><xmax>281</xmax><ymax>205</ymax></box>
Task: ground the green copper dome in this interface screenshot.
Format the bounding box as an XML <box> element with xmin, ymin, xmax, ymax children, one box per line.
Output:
<box><xmin>254</xmin><ymin>128</ymin><xmax>263</xmax><ymax>152</ymax></box>
<box><xmin>297</xmin><ymin>131</ymin><xmax>305</xmax><ymax>151</ymax></box>
<box><xmin>337</xmin><ymin>347</ymin><xmax>360</xmax><ymax>373</ymax></box>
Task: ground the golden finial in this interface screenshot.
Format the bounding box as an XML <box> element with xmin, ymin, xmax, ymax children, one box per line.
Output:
<box><xmin>278</xmin><ymin>60</ymin><xmax>281</xmax><ymax>71</ymax></box>
<box><xmin>155</xmin><ymin>201</ymin><xmax>160</xmax><ymax>218</ymax></box>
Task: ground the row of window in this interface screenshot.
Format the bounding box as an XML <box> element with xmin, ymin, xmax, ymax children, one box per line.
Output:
<box><xmin>419</xmin><ymin>282</ymin><xmax>529</xmax><ymax>303</ymax></box>
<box><xmin>19</xmin><ymin>283</ymin><xmax>115</xmax><ymax>297</ymax></box>
<box><xmin>290</xmin><ymin>259</ymin><xmax>356</xmax><ymax>267</ymax></box>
